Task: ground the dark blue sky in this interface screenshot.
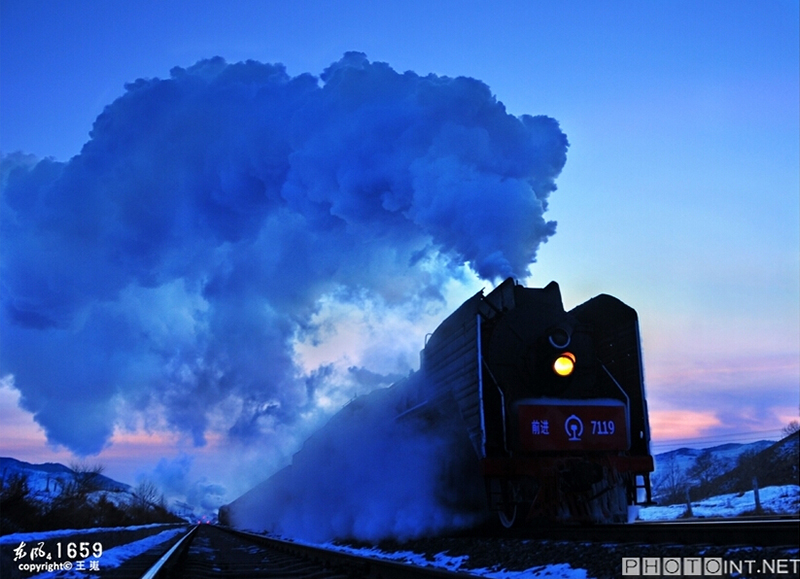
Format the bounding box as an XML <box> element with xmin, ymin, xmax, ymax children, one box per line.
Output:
<box><xmin>1</xmin><ymin>0</ymin><xmax>797</xmax><ymax>507</ymax></box>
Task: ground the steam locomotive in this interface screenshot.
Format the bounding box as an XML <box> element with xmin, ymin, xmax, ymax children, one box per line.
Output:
<box><xmin>389</xmin><ymin>278</ymin><xmax>654</xmax><ymax>526</ymax></box>
<box><xmin>222</xmin><ymin>279</ymin><xmax>654</xmax><ymax>531</ymax></box>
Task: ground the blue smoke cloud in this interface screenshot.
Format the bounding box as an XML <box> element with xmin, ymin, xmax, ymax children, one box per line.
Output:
<box><xmin>0</xmin><ymin>53</ymin><xmax>568</xmax><ymax>455</ymax></box>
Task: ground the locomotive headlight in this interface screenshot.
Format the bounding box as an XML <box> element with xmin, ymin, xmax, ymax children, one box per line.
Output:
<box><xmin>553</xmin><ymin>352</ymin><xmax>576</xmax><ymax>376</ymax></box>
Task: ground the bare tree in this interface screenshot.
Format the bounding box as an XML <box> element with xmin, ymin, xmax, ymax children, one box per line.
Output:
<box><xmin>687</xmin><ymin>453</ymin><xmax>722</xmax><ymax>487</ymax></box>
<box><xmin>735</xmin><ymin>448</ymin><xmax>761</xmax><ymax>482</ymax></box>
<box><xmin>132</xmin><ymin>479</ymin><xmax>160</xmax><ymax>511</ymax></box>
<box><xmin>653</xmin><ymin>459</ymin><xmax>685</xmax><ymax>505</ymax></box>
<box><xmin>1</xmin><ymin>471</ymin><xmax>30</xmax><ymax>503</ymax></box>
<box><xmin>0</xmin><ymin>471</ymin><xmax>38</xmax><ymax>533</ymax></box>
<box><xmin>782</xmin><ymin>420</ymin><xmax>799</xmax><ymax>436</ymax></box>
<box><xmin>67</xmin><ymin>462</ymin><xmax>105</xmax><ymax>497</ymax></box>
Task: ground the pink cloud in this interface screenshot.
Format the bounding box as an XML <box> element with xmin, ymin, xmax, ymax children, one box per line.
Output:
<box><xmin>648</xmin><ymin>409</ymin><xmax>722</xmax><ymax>440</ymax></box>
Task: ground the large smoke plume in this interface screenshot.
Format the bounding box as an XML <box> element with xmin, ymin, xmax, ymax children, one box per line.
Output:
<box><xmin>1</xmin><ymin>53</ymin><xmax>567</xmax><ymax>483</ymax></box>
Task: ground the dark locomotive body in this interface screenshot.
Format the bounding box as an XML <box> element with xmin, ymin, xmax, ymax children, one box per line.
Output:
<box><xmin>222</xmin><ymin>279</ymin><xmax>654</xmax><ymax>531</ymax></box>
<box><xmin>408</xmin><ymin>278</ymin><xmax>654</xmax><ymax>526</ymax></box>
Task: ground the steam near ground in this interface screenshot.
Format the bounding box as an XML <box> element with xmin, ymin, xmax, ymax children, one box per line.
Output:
<box><xmin>229</xmin><ymin>386</ymin><xmax>486</xmax><ymax>542</ymax></box>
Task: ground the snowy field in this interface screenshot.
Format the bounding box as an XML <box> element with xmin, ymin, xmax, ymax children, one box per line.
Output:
<box><xmin>4</xmin><ymin>486</ymin><xmax>797</xmax><ymax>579</ymax></box>
<box><xmin>635</xmin><ymin>484</ymin><xmax>800</xmax><ymax>521</ymax></box>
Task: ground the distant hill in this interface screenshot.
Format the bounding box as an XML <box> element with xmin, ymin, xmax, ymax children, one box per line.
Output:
<box><xmin>0</xmin><ymin>457</ymin><xmax>180</xmax><ymax>534</ymax></box>
<box><xmin>697</xmin><ymin>432</ymin><xmax>799</xmax><ymax>500</ymax></box>
<box><xmin>651</xmin><ymin>433</ymin><xmax>799</xmax><ymax>505</ymax></box>
<box><xmin>0</xmin><ymin>457</ymin><xmax>131</xmax><ymax>497</ymax></box>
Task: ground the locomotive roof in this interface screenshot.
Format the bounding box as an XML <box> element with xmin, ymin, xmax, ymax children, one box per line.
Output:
<box><xmin>425</xmin><ymin>278</ymin><xmax>566</xmax><ymax>353</ymax></box>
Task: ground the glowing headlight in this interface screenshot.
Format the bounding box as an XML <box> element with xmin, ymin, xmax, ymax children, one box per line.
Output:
<box><xmin>553</xmin><ymin>352</ymin><xmax>576</xmax><ymax>377</ymax></box>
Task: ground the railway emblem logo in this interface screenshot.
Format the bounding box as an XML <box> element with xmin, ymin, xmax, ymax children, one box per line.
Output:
<box><xmin>565</xmin><ymin>414</ymin><xmax>584</xmax><ymax>441</ymax></box>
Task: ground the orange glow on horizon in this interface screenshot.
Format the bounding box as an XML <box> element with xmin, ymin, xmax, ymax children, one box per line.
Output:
<box><xmin>100</xmin><ymin>428</ymin><xmax>225</xmax><ymax>459</ymax></box>
<box><xmin>648</xmin><ymin>409</ymin><xmax>722</xmax><ymax>440</ymax></box>
<box><xmin>0</xmin><ymin>380</ymin><xmax>228</xmax><ymax>484</ymax></box>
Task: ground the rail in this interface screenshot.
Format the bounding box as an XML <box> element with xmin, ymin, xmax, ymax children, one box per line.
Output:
<box><xmin>139</xmin><ymin>525</ymin><xmax>198</xmax><ymax>579</ymax></box>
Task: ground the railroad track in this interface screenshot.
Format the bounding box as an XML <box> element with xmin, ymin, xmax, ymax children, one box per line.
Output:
<box><xmin>486</xmin><ymin>516</ymin><xmax>800</xmax><ymax>546</ymax></box>
<box><xmin>3</xmin><ymin>519</ymin><xmax>796</xmax><ymax>578</ymax></box>
<box><xmin>136</xmin><ymin>521</ymin><xmax>797</xmax><ymax>578</ymax></box>
<box><xmin>119</xmin><ymin>525</ymin><xmax>473</xmax><ymax>578</ymax></box>
<box><xmin>0</xmin><ymin>524</ymin><xmax>189</xmax><ymax>579</ymax></box>
<box><xmin>628</xmin><ymin>518</ymin><xmax>800</xmax><ymax>547</ymax></box>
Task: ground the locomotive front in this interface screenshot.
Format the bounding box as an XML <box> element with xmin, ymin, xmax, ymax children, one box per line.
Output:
<box><xmin>421</xmin><ymin>278</ymin><xmax>654</xmax><ymax>527</ymax></box>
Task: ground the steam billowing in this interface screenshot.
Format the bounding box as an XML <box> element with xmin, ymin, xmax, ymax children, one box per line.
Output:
<box><xmin>1</xmin><ymin>53</ymin><xmax>567</xmax><ymax>519</ymax></box>
<box><xmin>226</xmin><ymin>384</ymin><xmax>487</xmax><ymax>541</ymax></box>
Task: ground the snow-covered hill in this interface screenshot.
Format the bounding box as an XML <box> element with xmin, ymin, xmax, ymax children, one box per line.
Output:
<box><xmin>653</xmin><ymin>440</ymin><xmax>773</xmax><ymax>483</ymax></box>
<box><xmin>1</xmin><ymin>457</ymin><xmax>131</xmax><ymax>501</ymax></box>
<box><xmin>650</xmin><ymin>433</ymin><xmax>800</xmax><ymax>507</ymax></box>
<box><xmin>1</xmin><ymin>457</ymin><xmax>184</xmax><ymax>534</ymax></box>
<box><xmin>0</xmin><ymin>457</ymin><xmax>135</xmax><ymax>515</ymax></box>
<box><xmin>651</xmin><ymin>440</ymin><xmax>773</xmax><ymax>503</ymax></box>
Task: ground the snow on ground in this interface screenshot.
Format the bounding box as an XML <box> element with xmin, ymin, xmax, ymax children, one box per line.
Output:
<box><xmin>0</xmin><ymin>523</ymin><xmax>173</xmax><ymax>546</ymax></box>
<box><xmin>636</xmin><ymin>484</ymin><xmax>799</xmax><ymax>521</ymax></box>
<box><xmin>0</xmin><ymin>457</ymin><xmax>135</xmax><ymax>515</ymax></box>
<box><xmin>22</xmin><ymin>527</ymin><xmax>186</xmax><ymax>579</ymax></box>
<box><xmin>310</xmin><ymin>485</ymin><xmax>799</xmax><ymax>578</ymax></box>
<box><xmin>11</xmin><ymin>526</ymin><xmax>588</xmax><ymax>579</ymax></box>
<box><xmin>291</xmin><ymin>539</ymin><xmax>589</xmax><ymax>578</ymax></box>
<box><xmin>468</xmin><ymin>563</ymin><xmax>588</xmax><ymax>578</ymax></box>
<box><xmin>0</xmin><ymin>458</ymin><xmax>131</xmax><ymax>496</ymax></box>
<box><xmin>7</xmin><ymin>485</ymin><xmax>797</xmax><ymax>578</ymax></box>
<box><xmin>648</xmin><ymin>441</ymin><xmax>775</xmax><ymax>502</ymax></box>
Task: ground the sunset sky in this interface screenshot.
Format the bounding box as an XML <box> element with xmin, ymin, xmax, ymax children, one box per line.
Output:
<box><xmin>1</xmin><ymin>0</ymin><xmax>797</xmax><ymax>512</ymax></box>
